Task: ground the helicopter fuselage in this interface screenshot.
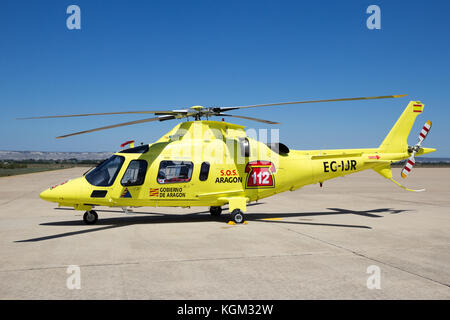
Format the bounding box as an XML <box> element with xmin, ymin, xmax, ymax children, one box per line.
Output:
<box><xmin>39</xmin><ymin>102</ymin><xmax>435</xmax><ymax>222</ymax></box>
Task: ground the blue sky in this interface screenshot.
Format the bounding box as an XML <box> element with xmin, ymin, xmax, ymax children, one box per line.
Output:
<box><xmin>1</xmin><ymin>0</ymin><xmax>449</xmax><ymax>156</ymax></box>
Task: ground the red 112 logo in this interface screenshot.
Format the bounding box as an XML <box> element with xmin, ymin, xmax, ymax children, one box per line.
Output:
<box><xmin>245</xmin><ymin>161</ymin><xmax>276</xmax><ymax>189</ymax></box>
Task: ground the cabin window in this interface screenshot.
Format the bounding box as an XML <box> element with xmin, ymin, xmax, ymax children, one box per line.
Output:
<box><xmin>239</xmin><ymin>137</ymin><xmax>250</xmax><ymax>157</ymax></box>
<box><xmin>199</xmin><ymin>162</ymin><xmax>210</xmax><ymax>181</ymax></box>
<box><xmin>85</xmin><ymin>155</ymin><xmax>125</xmax><ymax>187</ymax></box>
<box><xmin>121</xmin><ymin>160</ymin><xmax>148</xmax><ymax>186</ymax></box>
<box><xmin>157</xmin><ymin>161</ymin><xmax>193</xmax><ymax>184</ymax></box>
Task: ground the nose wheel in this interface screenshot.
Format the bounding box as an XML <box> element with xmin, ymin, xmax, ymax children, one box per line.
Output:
<box><xmin>83</xmin><ymin>210</ymin><xmax>98</xmax><ymax>225</ymax></box>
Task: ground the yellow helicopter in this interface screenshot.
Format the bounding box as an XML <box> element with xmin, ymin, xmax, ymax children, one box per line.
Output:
<box><xmin>20</xmin><ymin>95</ymin><xmax>435</xmax><ymax>224</ymax></box>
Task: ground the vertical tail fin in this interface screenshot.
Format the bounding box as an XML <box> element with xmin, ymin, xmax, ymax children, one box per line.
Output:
<box><xmin>379</xmin><ymin>101</ymin><xmax>424</xmax><ymax>153</ymax></box>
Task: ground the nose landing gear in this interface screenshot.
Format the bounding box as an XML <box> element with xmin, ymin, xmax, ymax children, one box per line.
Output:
<box><xmin>83</xmin><ymin>210</ymin><xmax>98</xmax><ymax>225</ymax></box>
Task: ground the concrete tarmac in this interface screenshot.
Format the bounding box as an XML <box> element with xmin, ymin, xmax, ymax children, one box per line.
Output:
<box><xmin>0</xmin><ymin>167</ymin><xmax>449</xmax><ymax>299</ymax></box>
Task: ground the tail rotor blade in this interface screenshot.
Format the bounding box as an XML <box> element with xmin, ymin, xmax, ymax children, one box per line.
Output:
<box><xmin>401</xmin><ymin>156</ymin><xmax>416</xmax><ymax>179</ymax></box>
<box><xmin>403</xmin><ymin>120</ymin><xmax>433</xmax><ymax>178</ymax></box>
<box><xmin>418</xmin><ymin>120</ymin><xmax>432</xmax><ymax>145</ymax></box>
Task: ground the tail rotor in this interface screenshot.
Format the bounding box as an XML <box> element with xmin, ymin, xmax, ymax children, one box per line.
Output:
<box><xmin>401</xmin><ymin>120</ymin><xmax>432</xmax><ymax>178</ymax></box>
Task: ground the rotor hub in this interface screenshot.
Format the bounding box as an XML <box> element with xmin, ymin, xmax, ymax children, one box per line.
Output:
<box><xmin>189</xmin><ymin>105</ymin><xmax>204</xmax><ymax>111</ymax></box>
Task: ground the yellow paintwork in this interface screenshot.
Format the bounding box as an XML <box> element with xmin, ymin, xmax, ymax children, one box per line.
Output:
<box><xmin>40</xmin><ymin>101</ymin><xmax>436</xmax><ymax>213</ymax></box>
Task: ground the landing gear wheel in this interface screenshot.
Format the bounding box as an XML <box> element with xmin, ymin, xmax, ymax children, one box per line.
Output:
<box><xmin>209</xmin><ymin>206</ymin><xmax>222</xmax><ymax>217</ymax></box>
<box><xmin>231</xmin><ymin>209</ymin><xmax>245</xmax><ymax>224</ymax></box>
<box><xmin>83</xmin><ymin>210</ymin><xmax>98</xmax><ymax>225</ymax></box>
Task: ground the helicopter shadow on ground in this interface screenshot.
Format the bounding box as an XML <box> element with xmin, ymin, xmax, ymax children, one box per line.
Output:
<box><xmin>14</xmin><ymin>206</ymin><xmax>408</xmax><ymax>242</ymax></box>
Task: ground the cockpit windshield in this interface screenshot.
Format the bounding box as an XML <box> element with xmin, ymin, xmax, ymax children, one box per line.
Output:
<box><xmin>85</xmin><ymin>155</ymin><xmax>124</xmax><ymax>187</ymax></box>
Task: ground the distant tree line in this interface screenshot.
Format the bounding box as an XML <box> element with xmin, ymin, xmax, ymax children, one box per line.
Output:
<box><xmin>392</xmin><ymin>161</ymin><xmax>450</xmax><ymax>168</ymax></box>
<box><xmin>0</xmin><ymin>159</ymin><xmax>104</xmax><ymax>168</ymax></box>
<box><xmin>0</xmin><ymin>162</ymin><xmax>28</xmax><ymax>169</ymax></box>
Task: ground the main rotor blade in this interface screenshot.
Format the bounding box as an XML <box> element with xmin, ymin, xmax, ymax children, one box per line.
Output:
<box><xmin>221</xmin><ymin>114</ymin><xmax>280</xmax><ymax>124</ymax></box>
<box><xmin>17</xmin><ymin>110</ymin><xmax>177</xmax><ymax>120</ymax></box>
<box><xmin>56</xmin><ymin>117</ymin><xmax>161</xmax><ymax>139</ymax></box>
<box><xmin>229</xmin><ymin>94</ymin><xmax>408</xmax><ymax>109</ymax></box>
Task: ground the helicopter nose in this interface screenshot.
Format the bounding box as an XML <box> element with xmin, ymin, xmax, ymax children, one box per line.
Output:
<box><xmin>40</xmin><ymin>187</ymin><xmax>62</xmax><ymax>202</ymax></box>
<box><xmin>39</xmin><ymin>189</ymin><xmax>52</xmax><ymax>201</ymax></box>
<box><xmin>39</xmin><ymin>180</ymin><xmax>72</xmax><ymax>203</ymax></box>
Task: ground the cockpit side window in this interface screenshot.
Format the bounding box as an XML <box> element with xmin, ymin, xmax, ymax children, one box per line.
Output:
<box><xmin>121</xmin><ymin>160</ymin><xmax>148</xmax><ymax>186</ymax></box>
<box><xmin>85</xmin><ymin>155</ymin><xmax>125</xmax><ymax>187</ymax></box>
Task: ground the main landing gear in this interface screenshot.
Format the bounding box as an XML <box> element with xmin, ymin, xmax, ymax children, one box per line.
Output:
<box><xmin>231</xmin><ymin>209</ymin><xmax>245</xmax><ymax>224</ymax></box>
<box><xmin>83</xmin><ymin>210</ymin><xmax>98</xmax><ymax>225</ymax></box>
<box><xmin>209</xmin><ymin>206</ymin><xmax>246</xmax><ymax>223</ymax></box>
